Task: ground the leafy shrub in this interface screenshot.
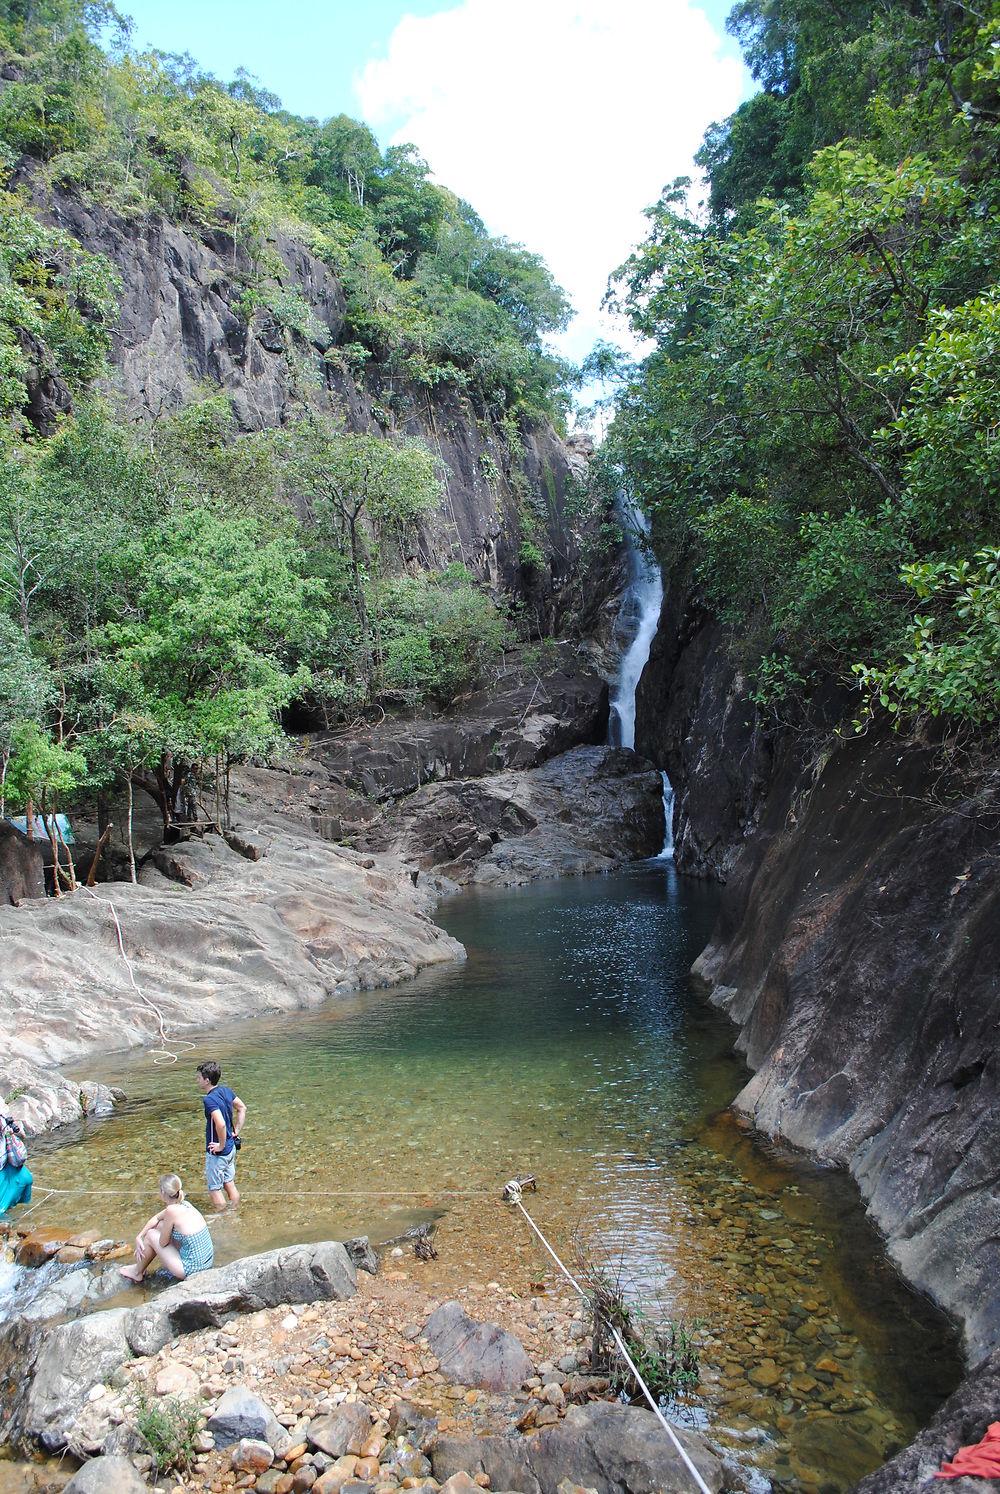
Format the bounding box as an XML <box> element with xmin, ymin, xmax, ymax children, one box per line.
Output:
<box><xmin>854</xmin><ymin>549</ymin><xmax>1000</xmax><ymax>727</ymax></box>
<box><xmin>378</xmin><ymin>566</ymin><xmax>511</xmax><ymax>705</ymax></box>
<box><xmin>131</xmin><ymin>1384</ymin><xmax>202</xmax><ymax>1474</ymax></box>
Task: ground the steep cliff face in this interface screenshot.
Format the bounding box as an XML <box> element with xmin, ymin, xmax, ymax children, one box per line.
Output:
<box><xmin>634</xmin><ymin>580</ymin><xmax>776</xmax><ymax>879</ymax></box>
<box><xmin>692</xmin><ymin>732</ymin><xmax>1000</xmax><ymax>1362</ymax></box>
<box><xmin>636</xmin><ymin>574</ymin><xmax>1000</xmax><ymax>1375</ymax></box>
<box><xmin>34</xmin><ymin>184</ymin><xmax>602</xmax><ymax>630</ymax></box>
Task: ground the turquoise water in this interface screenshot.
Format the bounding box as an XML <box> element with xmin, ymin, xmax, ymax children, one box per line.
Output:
<box><xmin>20</xmin><ymin>863</ymin><xmax>960</xmax><ymax>1491</ymax></box>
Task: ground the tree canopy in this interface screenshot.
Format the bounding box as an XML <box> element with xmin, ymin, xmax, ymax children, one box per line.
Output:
<box><xmin>606</xmin><ymin>0</ymin><xmax>1000</xmax><ymax>733</ymax></box>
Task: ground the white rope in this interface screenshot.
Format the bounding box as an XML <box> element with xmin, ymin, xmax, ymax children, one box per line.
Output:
<box><xmin>506</xmin><ymin>1182</ymin><xmax>713</xmax><ymax>1494</ymax></box>
<box><xmin>16</xmin><ymin>1183</ymin><xmax>496</xmax><ymax>1199</ymax></box>
<box><xmin>80</xmin><ymin>886</ymin><xmax>195</xmax><ymax>1065</ymax></box>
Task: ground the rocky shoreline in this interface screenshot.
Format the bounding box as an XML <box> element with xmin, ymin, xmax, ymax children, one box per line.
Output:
<box><xmin>0</xmin><ymin>1233</ymin><xmax>722</xmax><ymax>1494</ymax></box>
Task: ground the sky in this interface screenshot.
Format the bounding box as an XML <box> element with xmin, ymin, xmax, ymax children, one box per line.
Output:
<box><xmin>115</xmin><ymin>1</ymin><xmax>752</xmax><ymax>392</ymax></box>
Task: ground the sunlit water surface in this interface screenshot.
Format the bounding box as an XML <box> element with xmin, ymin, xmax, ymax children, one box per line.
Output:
<box><xmin>14</xmin><ymin>864</ymin><xmax>960</xmax><ymax>1491</ymax></box>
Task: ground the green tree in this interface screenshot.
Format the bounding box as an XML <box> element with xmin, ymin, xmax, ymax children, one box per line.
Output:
<box><xmin>284</xmin><ymin>419</ymin><xmax>442</xmax><ymax>694</ymax></box>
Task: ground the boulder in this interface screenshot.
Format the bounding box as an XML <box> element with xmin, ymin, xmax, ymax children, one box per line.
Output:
<box><xmin>19</xmin><ymin>1267</ymin><xmax>90</xmax><ymax>1322</ymax></box>
<box><xmin>126</xmin><ymin>1240</ymin><xmax>357</xmax><ymax>1355</ymax></box>
<box><xmin>207</xmin><ymin>1385</ymin><xmax>290</xmax><ymax>1454</ymax></box>
<box><xmin>62</xmin><ymin>1455</ymin><xmax>149</xmax><ymax>1493</ymax></box>
<box><xmin>358</xmin><ymin>747</ymin><xmax>665</xmax><ymax>889</ymax></box>
<box><xmin>423</xmin><ymin>1301</ymin><xmax>532</xmax><ymax>1392</ymax></box>
<box><xmin>0</xmin><ymin>823</ymin><xmax>44</xmax><ymax>906</ymax></box>
<box><xmin>430</xmin><ymin>1402</ymin><xmax>723</xmax><ymax>1494</ymax></box>
<box><xmin>308</xmin><ymin>1404</ymin><xmax>373</xmax><ymax>1458</ymax></box>
<box><xmin>20</xmin><ymin>1308</ymin><xmax>131</xmax><ymax>1451</ymax></box>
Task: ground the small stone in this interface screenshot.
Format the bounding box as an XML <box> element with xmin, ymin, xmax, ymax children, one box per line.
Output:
<box><xmin>749</xmin><ymin>1359</ymin><xmax>782</xmax><ymax>1389</ymax></box>
<box><xmin>234</xmin><ymin>1439</ymin><xmax>276</xmax><ymax>1474</ymax></box>
<box><xmin>88</xmin><ymin>1385</ymin><xmax>108</xmax><ymax>1402</ymax></box>
<box><xmin>283</xmin><ymin>1315</ymin><xmax>300</xmax><ymax>1332</ymax></box>
<box><xmin>155</xmin><ymin>1362</ymin><xmax>201</xmax><ymax>1397</ymax></box>
<box><xmin>438</xmin><ymin>1475</ymin><xmax>481</xmax><ymax>1494</ymax></box>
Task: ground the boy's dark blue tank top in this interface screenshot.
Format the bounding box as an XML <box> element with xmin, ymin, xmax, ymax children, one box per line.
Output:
<box><xmin>203</xmin><ymin>1085</ymin><xmax>236</xmax><ymax>1155</ymax></box>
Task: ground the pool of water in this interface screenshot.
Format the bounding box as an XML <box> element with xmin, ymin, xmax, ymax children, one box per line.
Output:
<box><xmin>13</xmin><ymin>863</ymin><xmax>960</xmax><ymax>1491</ymax></box>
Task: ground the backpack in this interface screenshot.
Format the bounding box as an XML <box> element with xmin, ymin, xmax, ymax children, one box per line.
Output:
<box><xmin>2</xmin><ymin>1116</ymin><xmax>27</xmax><ymax>1169</ymax></box>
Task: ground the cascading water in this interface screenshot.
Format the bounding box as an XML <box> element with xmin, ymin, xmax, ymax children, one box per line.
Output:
<box><xmin>608</xmin><ymin>494</ymin><xmax>674</xmax><ymax>859</ymax></box>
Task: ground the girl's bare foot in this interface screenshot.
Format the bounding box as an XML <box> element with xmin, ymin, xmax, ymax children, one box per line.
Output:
<box><xmin>119</xmin><ymin>1264</ymin><xmax>144</xmax><ymax>1282</ymax></box>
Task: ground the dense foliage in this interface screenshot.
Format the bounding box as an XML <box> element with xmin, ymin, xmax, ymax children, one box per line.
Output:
<box><xmin>0</xmin><ymin>0</ymin><xmax>572</xmax><ymax>419</ymax></box>
<box><xmin>607</xmin><ymin>0</ymin><xmax>1000</xmax><ymax>732</ymax></box>
<box><xmin>0</xmin><ymin>0</ymin><xmax>568</xmax><ymax>873</ymax></box>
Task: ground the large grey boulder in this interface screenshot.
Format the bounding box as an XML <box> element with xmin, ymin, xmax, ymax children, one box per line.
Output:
<box><xmin>206</xmin><ymin>1385</ymin><xmax>290</xmax><ymax>1454</ymax></box>
<box><xmin>21</xmin><ymin>1308</ymin><xmax>130</xmax><ymax>1451</ymax></box>
<box><xmin>431</xmin><ymin>1402</ymin><xmax>723</xmax><ymax>1494</ymax></box>
<box><xmin>62</xmin><ymin>1454</ymin><xmax>149</xmax><ymax>1493</ymax></box>
<box><xmin>423</xmin><ymin>1300</ymin><xmax>532</xmax><ymax>1392</ymax></box>
<box><xmin>126</xmin><ymin>1240</ymin><xmax>357</xmax><ymax>1355</ymax></box>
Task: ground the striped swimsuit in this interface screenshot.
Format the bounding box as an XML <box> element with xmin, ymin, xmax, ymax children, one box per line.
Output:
<box><xmin>171</xmin><ymin>1207</ymin><xmax>214</xmax><ymax>1275</ymax></box>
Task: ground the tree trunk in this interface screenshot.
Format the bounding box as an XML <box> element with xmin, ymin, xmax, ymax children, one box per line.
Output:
<box><xmin>126</xmin><ymin>774</ymin><xmax>136</xmax><ymax>883</ymax></box>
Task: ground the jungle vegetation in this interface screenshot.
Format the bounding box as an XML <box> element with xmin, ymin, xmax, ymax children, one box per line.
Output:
<box><xmin>605</xmin><ymin>0</ymin><xmax>1000</xmax><ymax>733</ymax></box>
<box><xmin>0</xmin><ymin>0</ymin><xmax>568</xmax><ymax>867</ymax></box>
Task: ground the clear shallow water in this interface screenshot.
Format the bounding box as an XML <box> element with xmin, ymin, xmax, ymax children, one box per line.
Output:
<box><xmin>14</xmin><ymin>864</ymin><xmax>960</xmax><ymax>1491</ymax></box>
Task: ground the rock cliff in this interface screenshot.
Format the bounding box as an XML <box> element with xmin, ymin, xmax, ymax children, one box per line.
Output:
<box><xmin>636</xmin><ymin>587</ymin><xmax>1000</xmax><ymax>1365</ymax></box>
<box><xmin>634</xmin><ymin>583</ymin><xmax>775</xmax><ymax>880</ymax></box>
<box><xmin>32</xmin><ymin>183</ymin><xmax>603</xmax><ymax>634</ymax></box>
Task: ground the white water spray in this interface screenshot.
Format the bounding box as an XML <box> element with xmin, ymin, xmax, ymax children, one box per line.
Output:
<box><xmin>608</xmin><ymin>495</ymin><xmax>675</xmax><ymax>859</ymax></box>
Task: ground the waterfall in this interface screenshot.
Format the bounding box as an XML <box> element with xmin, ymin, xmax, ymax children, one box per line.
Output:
<box><xmin>608</xmin><ymin>495</ymin><xmax>675</xmax><ymax>860</ymax></box>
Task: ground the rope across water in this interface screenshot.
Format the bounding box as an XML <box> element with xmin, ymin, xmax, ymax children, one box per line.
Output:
<box><xmin>503</xmin><ymin>1178</ymin><xmax>714</xmax><ymax>1494</ymax></box>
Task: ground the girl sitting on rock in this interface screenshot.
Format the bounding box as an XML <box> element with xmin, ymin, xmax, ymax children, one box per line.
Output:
<box><xmin>120</xmin><ymin>1173</ymin><xmax>214</xmax><ymax>1283</ymax></box>
<box><xmin>0</xmin><ymin>1102</ymin><xmax>31</xmax><ymax>1214</ymax></box>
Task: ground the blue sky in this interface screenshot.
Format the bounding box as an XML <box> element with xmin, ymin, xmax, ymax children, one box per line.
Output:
<box><xmin>115</xmin><ymin>1</ymin><xmax>752</xmax><ymax>389</ymax></box>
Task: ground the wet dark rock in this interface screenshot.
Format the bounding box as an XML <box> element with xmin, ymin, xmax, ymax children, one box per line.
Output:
<box><xmin>0</xmin><ymin>823</ymin><xmax>44</xmax><ymax>906</ymax></box>
<box><xmin>635</xmin><ymin>585</ymin><xmax>775</xmax><ymax>880</ymax></box>
<box><xmin>693</xmin><ymin>731</ymin><xmax>1000</xmax><ymax>1363</ymax></box>
<box><xmin>850</xmin><ymin>1346</ymin><xmax>1000</xmax><ymax>1491</ymax></box>
<box><xmin>423</xmin><ymin>1300</ymin><xmax>533</xmax><ymax>1391</ymax></box>
<box><xmin>430</xmin><ymin>1401</ymin><xmax>723</xmax><ymax>1493</ymax></box>
<box><xmin>343</xmin><ymin>1236</ymin><xmax>379</xmax><ymax>1274</ymax></box>
<box><xmin>359</xmin><ymin>746</ymin><xmax>664</xmax><ymax>888</ymax></box>
<box><xmin>313</xmin><ymin>663</ymin><xmax>609</xmax><ymax>807</ymax></box>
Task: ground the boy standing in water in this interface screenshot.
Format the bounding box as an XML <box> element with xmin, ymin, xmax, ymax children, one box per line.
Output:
<box><xmin>197</xmin><ymin>1060</ymin><xmax>246</xmax><ymax>1211</ymax></box>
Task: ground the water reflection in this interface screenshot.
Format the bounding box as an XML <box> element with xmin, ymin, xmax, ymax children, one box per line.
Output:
<box><xmin>17</xmin><ymin>863</ymin><xmax>959</xmax><ymax>1491</ymax></box>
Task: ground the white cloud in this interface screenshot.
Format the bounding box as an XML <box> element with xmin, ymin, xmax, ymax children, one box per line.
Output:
<box><xmin>355</xmin><ymin>0</ymin><xmax>745</xmax><ymax>378</ymax></box>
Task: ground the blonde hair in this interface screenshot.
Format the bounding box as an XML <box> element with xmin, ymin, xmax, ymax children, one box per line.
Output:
<box><xmin>159</xmin><ymin>1173</ymin><xmax>184</xmax><ymax>1203</ymax></box>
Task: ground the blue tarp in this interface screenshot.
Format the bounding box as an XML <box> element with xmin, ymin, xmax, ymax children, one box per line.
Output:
<box><xmin>7</xmin><ymin>812</ymin><xmax>75</xmax><ymax>844</ymax></box>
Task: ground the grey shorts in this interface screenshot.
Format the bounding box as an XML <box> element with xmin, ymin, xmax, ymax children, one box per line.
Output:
<box><xmin>205</xmin><ymin>1148</ymin><xmax>236</xmax><ymax>1191</ymax></box>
